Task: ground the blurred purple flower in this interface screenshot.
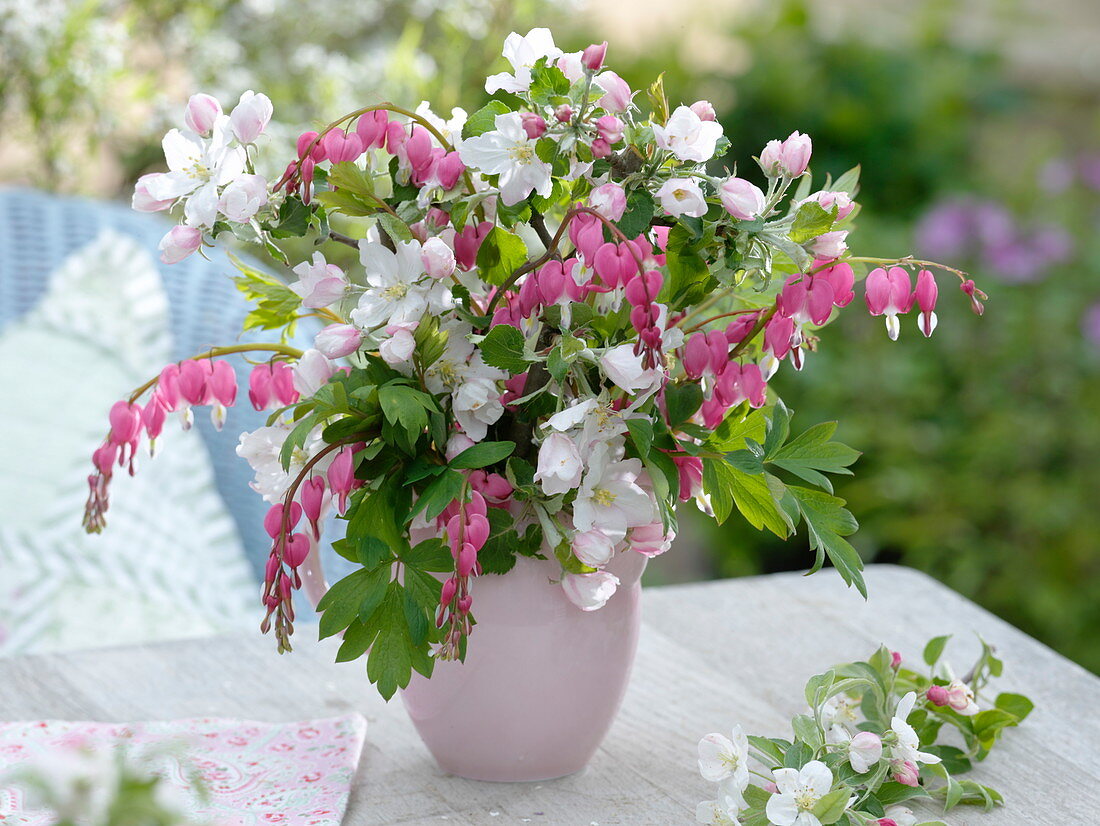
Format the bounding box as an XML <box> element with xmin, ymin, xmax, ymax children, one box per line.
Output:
<box><xmin>916</xmin><ymin>196</ymin><xmax>1073</xmax><ymax>283</ymax></box>
<box><xmin>1040</xmin><ymin>158</ymin><xmax>1074</xmax><ymax>194</ymax></box>
<box><xmin>1083</xmin><ymin>303</ymin><xmax>1100</xmax><ymax>348</ymax></box>
<box><xmin>1079</xmin><ymin>153</ymin><xmax>1100</xmax><ymax>192</ymax></box>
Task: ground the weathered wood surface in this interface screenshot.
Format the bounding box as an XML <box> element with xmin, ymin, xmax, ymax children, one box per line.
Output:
<box><xmin>1</xmin><ymin>565</ymin><xmax>1096</xmax><ymax>825</ymax></box>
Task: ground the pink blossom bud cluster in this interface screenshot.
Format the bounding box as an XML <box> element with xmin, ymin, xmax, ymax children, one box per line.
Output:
<box><xmin>277</xmin><ymin>112</ymin><xmax>466</xmax><ymax>205</ymax></box>
<box><xmin>83</xmin><ymin>358</ymin><xmax>240</xmax><ymax>533</ymax></box>
<box><xmin>864</xmin><ymin>267</ymin><xmax>944</xmax><ymax>341</ymax></box>
<box><xmin>436</xmin><ymin>490</ymin><xmax>492</xmax><ymax>659</ymax></box>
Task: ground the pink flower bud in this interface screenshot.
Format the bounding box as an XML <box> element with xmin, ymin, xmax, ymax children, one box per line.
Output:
<box><xmin>590</xmin><ymin>137</ymin><xmax>611</xmax><ymax>159</ymax></box>
<box><xmin>877</xmin><ymin>820</ymin><xmax>899</xmax><ymax>826</ymax></box>
<box><xmin>327</xmin><ymin>448</ymin><xmax>357</xmax><ymax>514</ymax></box>
<box><xmin>581</xmin><ymin>41</ymin><xmax>608</xmax><ymax>71</ymax></box>
<box><xmin>435</xmin><ymin>151</ymin><xmax>465</xmax><ymax>190</ymax></box>
<box><xmin>927</xmin><ymin>685</ymin><xmax>950</xmax><ymax>706</ymax></box>
<box><xmin>284</xmin><ymin>533</ymin><xmax>311</xmax><ymax>568</ymax></box>
<box><xmin>689</xmin><ymin>100</ymin><xmax>716</xmax><ymax>121</ymax></box>
<box><xmin>157</xmin><ymin>226</ymin><xmax>202</xmax><ymax>264</ymax></box>
<box><xmin>891</xmin><ymin>650</ymin><xmax>903</xmax><ymax>668</ymax></box>
<box><xmin>588</xmin><ymin>181</ymin><xmax>627</xmax><ymax>222</ymax></box>
<box><xmin>809</xmin><ymin>230</ymin><xmax>848</xmax><ymax>260</ymax></box>
<box><xmin>520</xmin><ymin>112</ymin><xmax>547</xmax><ymax>140</ymax></box>
<box><xmin>184</xmin><ymin>93</ymin><xmax>222</xmax><ymax>135</ymax></box>
<box><xmin>385</xmin><ymin>121</ymin><xmax>406</xmax><ymax>154</ymax></box>
<box><xmin>456</xmin><ymin>542</ymin><xmax>478</xmax><ymax>577</ymax></box>
<box><xmin>132</xmin><ymin>174</ymin><xmax>175</xmax><ymax>212</ymax></box>
<box><xmin>596</xmin><ymin>115</ymin><xmax>624</xmax><ymax>144</ymax></box>
<box><xmin>457</xmin><ymin>595</ymin><xmax>473</xmax><ymax>614</ymax></box>
<box><xmin>536</xmin><ymin>260</ymin><xmax>568</xmax><ymax>305</ymax></box>
<box><xmin>719</xmin><ymin>177</ymin><xmax>766</xmax><ymax>220</ymax></box>
<box><xmin>403</xmin><ymin>125</ymin><xmax>433</xmax><ymax>173</ymax></box>
<box><xmin>178</xmin><ymin>359</ymin><xmax>213</xmax><ymax>406</ymax></box>
<box><xmin>229</xmin><ymin>90</ymin><xmax>272</xmax><ymax>144</ymax></box>
<box><xmin>891</xmin><ymin>759</ymin><xmax>920</xmax><ymax>787</ymax></box>
<box><xmin>815</xmin><ymin>260</ymin><xmax>855</xmax><ymax>307</ymax></box>
<box><xmin>108</xmin><ymin>400</ymin><xmax>142</xmax><ymax>445</ymax></box>
<box><xmin>421</xmin><ymin>236</ymin><xmax>456</xmax><ymax>280</ymax></box>
<box><xmin>554</xmin><ymin>104</ymin><xmax>574</xmax><ymax>123</ymax></box>
<box><xmin>465</xmin><ymin>513</ymin><xmax>490</xmax><ymax>550</ymax></box>
<box><xmin>596</xmin><ymin>71</ymin><xmax>633</xmax><ymax>113</ymax></box>
<box><xmin>568</xmin><ymin>212</ymin><xmax>604</xmax><ymax>261</ymax></box>
<box><xmin>779</xmin><ymin>131</ymin><xmax>812</xmax><ymax>177</ymax></box>
<box><xmin>914</xmin><ymin>269</ymin><xmax>939</xmax><ymax>337</ymax></box>
<box><xmin>314</xmin><ymin>324</ymin><xmax>363</xmax><ymax>359</ymax></box>
<box><xmin>248</xmin><ymin>364</ymin><xmax>274</xmax><ymax>411</ymax></box>
<box><xmin>683</xmin><ymin>333</ymin><xmax>710</xmax><ymax>380</ymax></box>
<box><xmin>573</xmin><ymin>529</ymin><xmax>615</xmax><ymax>567</ymax></box>
<box><xmin>440</xmin><ymin>577</ymin><xmax>458</xmax><ymax>606</ymax></box>
<box><xmin>142</xmin><ymin>396</ymin><xmax>167</xmax><ymax>442</ymax></box>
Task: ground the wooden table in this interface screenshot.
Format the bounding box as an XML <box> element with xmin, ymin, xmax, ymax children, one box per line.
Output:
<box><xmin>1</xmin><ymin>565</ymin><xmax>1096</xmax><ymax>825</ymax></box>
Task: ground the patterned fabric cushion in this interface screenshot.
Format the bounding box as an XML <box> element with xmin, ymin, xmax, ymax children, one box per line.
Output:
<box><xmin>0</xmin><ymin>231</ymin><xmax>257</xmax><ymax>656</ymax></box>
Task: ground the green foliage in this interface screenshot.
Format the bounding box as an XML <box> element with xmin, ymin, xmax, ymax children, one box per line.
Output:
<box><xmin>230</xmin><ymin>253</ymin><xmax>301</xmax><ymax>336</ymax></box>
<box><xmin>703</xmin><ymin>637</ymin><xmax>1031</xmax><ymax>825</ymax></box>
<box><xmin>477</xmin><ymin>323</ymin><xmax>531</xmax><ymax>373</ymax></box>
<box><xmin>475</xmin><ymin>226</ymin><xmax>529</xmax><ymax>286</ymax></box>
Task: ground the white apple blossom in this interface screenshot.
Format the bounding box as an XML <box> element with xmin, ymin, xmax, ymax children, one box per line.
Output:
<box><xmin>600</xmin><ymin>344</ymin><xmax>663</xmax><ymax>394</ymax></box>
<box><xmin>414</xmin><ymin>101</ymin><xmax>468</xmax><ymax>146</ymax></box>
<box><xmin>571</xmin><ymin>528</ymin><xmax>616</xmax><ymax>567</ymax></box>
<box><xmin>847</xmin><ymin>731</ymin><xmax>883</xmax><ymax>774</ymax></box>
<box><xmin>696</xmin><ymin>795</ymin><xmax>743</xmax><ymax>826</ymax></box>
<box><xmin>458</xmin><ymin>112</ymin><xmax>552</xmax><ymax>206</ymax></box>
<box><xmin>351</xmin><ymin>240</ymin><xmax>431</xmax><ymax>330</ymax></box>
<box><xmin>421</xmin><ymin>236</ymin><xmax>456</xmax><ymax>280</ymax></box>
<box><xmin>652</xmin><ymin>104</ymin><xmax>724</xmax><ymax>162</ymax></box>
<box><xmin>765</xmin><ymin>760</ymin><xmax>836</xmax><ymax>826</ymax></box>
<box><xmin>292</xmin><ymin>349</ymin><xmax>335</xmax><ymax>397</ymax></box>
<box><xmin>289</xmin><ymin>251</ymin><xmax>347</xmax><ymax>309</ymax></box>
<box><xmin>379</xmin><ymin>325</ymin><xmax>417</xmax><ymax>367</ymax></box>
<box><xmin>237</xmin><ymin>422</ymin><xmax>330</xmax><ymax>504</ymax></box>
<box><xmin>657</xmin><ymin>178</ymin><xmax>708</xmax><ymax>218</ymax></box>
<box><xmin>890</xmin><ymin>692</ymin><xmax>942</xmax><ymax>767</ymax></box>
<box><xmin>698</xmin><ymin>725</ymin><xmax>750</xmax><ymax>804</ymax></box>
<box><xmin>561</xmin><ymin>570</ymin><xmax>620</xmax><ymax>611</ymax></box>
<box><xmin>485</xmin><ymin>28</ymin><xmax>563</xmax><ymax>94</ymax></box>
<box><xmin>144</xmin><ymin>116</ymin><xmax>245</xmax><ymax>227</ymax></box>
<box><xmin>424</xmin><ymin>321</ymin><xmax>477</xmax><ymax>394</ymax></box>
<box><xmin>883</xmin><ymin>805</ymin><xmax>917</xmax><ymax>826</ymax></box>
<box><xmin>452</xmin><ymin>375</ymin><xmax>505</xmax><ymax>442</ymax></box>
<box><xmin>534</xmin><ymin>431</ymin><xmax>584</xmax><ymax>495</ymax></box>
<box><xmin>573</xmin><ymin>442</ymin><xmax>654</xmax><ymax>538</ymax></box>
<box><xmin>218</xmin><ymin>173</ymin><xmax>268</xmax><ymax>222</ymax></box>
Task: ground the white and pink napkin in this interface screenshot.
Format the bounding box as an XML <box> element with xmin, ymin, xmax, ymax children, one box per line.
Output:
<box><xmin>0</xmin><ymin>714</ymin><xmax>367</xmax><ymax>825</ymax></box>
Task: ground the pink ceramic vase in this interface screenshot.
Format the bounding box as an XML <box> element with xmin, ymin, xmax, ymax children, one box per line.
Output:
<box><xmin>400</xmin><ymin>549</ymin><xmax>648</xmax><ymax>781</ymax></box>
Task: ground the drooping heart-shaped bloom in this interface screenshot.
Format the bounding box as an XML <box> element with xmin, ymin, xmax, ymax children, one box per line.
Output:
<box><xmin>815</xmin><ymin>260</ymin><xmax>855</xmax><ymax>307</ymax></box>
<box><xmin>914</xmin><ymin>269</ymin><xmax>939</xmax><ymax>337</ymax></box>
<box><xmin>454</xmin><ymin>221</ymin><xmax>493</xmax><ymax>270</ymax></box>
<box><xmin>321</xmin><ymin>129</ymin><xmax>364</xmax><ymax>164</ymax></box>
<box><xmin>355</xmin><ymin>111</ymin><xmax>389</xmax><ymax>150</ymax></box>
<box><xmin>865</xmin><ymin>267</ymin><xmax>914</xmax><ymax>340</ymax></box>
<box><xmin>653</xmin><ymin>105</ymin><xmax>724</xmax><ymax>163</ymax></box>
<box><xmin>593</xmin><ymin>242</ymin><xmax>640</xmax><ymax>288</ymax></box>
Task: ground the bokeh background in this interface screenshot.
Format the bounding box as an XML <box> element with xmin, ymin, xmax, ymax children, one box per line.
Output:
<box><xmin>3</xmin><ymin>0</ymin><xmax>1099</xmax><ymax>670</ymax></box>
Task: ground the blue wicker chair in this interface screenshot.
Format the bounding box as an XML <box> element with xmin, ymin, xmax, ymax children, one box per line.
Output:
<box><xmin>0</xmin><ymin>187</ymin><xmax>350</xmax><ymax>587</ymax></box>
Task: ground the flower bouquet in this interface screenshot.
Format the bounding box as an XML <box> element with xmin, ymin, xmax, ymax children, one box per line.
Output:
<box><xmin>87</xmin><ymin>29</ymin><xmax>983</xmax><ymax>779</ymax></box>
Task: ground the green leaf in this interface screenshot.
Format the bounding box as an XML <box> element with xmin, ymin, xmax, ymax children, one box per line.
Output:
<box><xmin>832</xmin><ymin>165</ymin><xmax>861</xmax><ymax>196</ymax></box>
<box><xmin>708</xmin><ymin>408</ymin><xmax>767</xmax><ymax>452</ymax></box>
<box><xmin>317</xmin><ymin>568</ymin><xmax>380</xmax><ymax>640</ymax></box>
<box><xmin>663</xmin><ymin>224</ymin><xmax>710</xmax><ymax>308</ymax></box>
<box><xmin>409</xmin><ymin>468</ymin><xmax>464</xmax><ymax>522</ymax></box>
<box><xmin>665</xmin><ymin>382</ymin><xmax>704</xmax><ymax>426</ymax></box>
<box><xmin>616</xmin><ymin>189</ymin><xmax>655</xmax><ymax>239</ymax></box>
<box><xmin>812</xmin><ymin>789</ymin><xmax>852</xmax><ymax>825</ymax></box>
<box><xmin>376</xmin><ymin>212</ymin><xmax>414</xmax><ymax>243</ymax></box>
<box><xmin>747</xmin><ymin>735</ymin><xmax>786</xmax><ymax>767</ymax></box>
<box><xmin>461</xmin><ymin>100</ymin><xmax>511</xmax><ymax>139</ymax></box>
<box><xmin>923</xmin><ymin>635</ymin><xmax>951</xmax><ymax>666</ymax></box>
<box><xmin>789</xmin><ymin>201</ymin><xmax>837</xmax><ymax>244</ymax></box>
<box><xmin>327</xmin><ymin>161</ymin><xmax>376</xmax><ymax>198</ymax></box>
<box><xmin>476</xmin><ymin>226</ymin><xmax>529</xmax><ymax>287</ymax></box>
<box><xmin>792</xmin><ymin>714</ymin><xmax>824</xmax><ymax>751</ymax></box>
<box><xmin>994</xmin><ymin>692</ymin><xmax>1034</xmax><ymax>722</ymax></box>
<box><xmin>366</xmin><ymin>583</ymin><xmax>417</xmax><ymax>700</ymax></box>
<box><xmin>789</xmin><ymin>485</ymin><xmax>865</xmax><ymax>596</ymax></box>
<box><xmin>478</xmin><ymin>323</ymin><xmax>530</xmax><ymax>373</ymax></box>
<box><xmin>626</xmin><ymin>417</ymin><xmax>654</xmax><ymax>460</ymax></box>
<box><xmin>230</xmin><ymin>253</ymin><xmax>301</xmax><ymax>334</ymax></box>
<box><xmin>702</xmin><ymin>459</ymin><xmax>791</xmax><ymax>538</ymax></box>
<box><xmin>768</xmin><ymin>422</ymin><xmax>861</xmax><ymax>492</ymax></box>
<box><xmin>270</xmin><ymin>196</ymin><xmax>311</xmax><ymax>238</ymax></box>
<box><xmin>346</xmin><ymin>482</ymin><xmax>408</xmax><ymax>567</ymax></box>
<box><xmin>400</xmin><ymin>537</ymin><xmax>453</xmax><ymax>572</ymax></box>
<box><xmin>449</xmin><ymin>440</ymin><xmax>516</xmax><ymax>470</ymax></box>
<box><xmin>763</xmin><ymin>400</ymin><xmax>791</xmax><ymax>458</ymax></box>
<box><xmin>875</xmin><ymin>782</ymin><xmax>931</xmax><ymax>806</ymax></box>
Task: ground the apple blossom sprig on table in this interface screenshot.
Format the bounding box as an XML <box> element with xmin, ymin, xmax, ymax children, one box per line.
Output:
<box><xmin>87</xmin><ymin>27</ymin><xmax>984</xmax><ymax>700</ymax></box>
<box><xmin>696</xmin><ymin>637</ymin><xmax>1033</xmax><ymax>826</ymax></box>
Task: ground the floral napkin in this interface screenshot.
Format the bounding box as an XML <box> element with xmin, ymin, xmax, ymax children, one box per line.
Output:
<box><xmin>0</xmin><ymin>715</ymin><xmax>366</xmax><ymax>825</ymax></box>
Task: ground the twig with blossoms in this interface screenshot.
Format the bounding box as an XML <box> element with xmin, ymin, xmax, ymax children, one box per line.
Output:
<box><xmin>696</xmin><ymin>637</ymin><xmax>1033</xmax><ymax>826</ymax></box>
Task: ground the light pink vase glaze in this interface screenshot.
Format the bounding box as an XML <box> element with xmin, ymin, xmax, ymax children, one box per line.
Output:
<box><xmin>400</xmin><ymin>550</ymin><xmax>648</xmax><ymax>782</ymax></box>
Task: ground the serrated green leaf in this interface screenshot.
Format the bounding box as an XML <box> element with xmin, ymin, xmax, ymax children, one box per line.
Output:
<box><xmin>376</xmin><ymin>212</ymin><xmax>414</xmax><ymax>243</ymax></box>
<box><xmin>769</xmin><ymin>421</ymin><xmax>860</xmax><ymax>492</ymax></box>
<box><xmin>789</xmin><ymin>485</ymin><xmax>865</xmax><ymax>596</ymax></box>
<box><xmin>400</xmin><ymin>537</ymin><xmax>453</xmax><ymax>572</ymax></box>
<box><xmin>462</xmin><ymin>101</ymin><xmax>511</xmax><ymax>139</ymax></box>
<box><xmin>270</xmin><ymin>196</ymin><xmax>311</xmax><ymax>238</ymax></box>
<box><xmin>409</xmin><ymin>468</ymin><xmax>464</xmax><ymax>522</ymax></box>
<box><xmin>789</xmin><ymin>201</ymin><xmax>837</xmax><ymax>244</ymax></box>
<box><xmin>317</xmin><ymin>567</ymin><xmax>377</xmax><ymax>640</ymax></box>
<box><xmin>366</xmin><ymin>583</ymin><xmax>416</xmax><ymax>700</ymax></box>
<box><xmin>476</xmin><ymin>226</ymin><xmax>528</xmax><ymax>287</ymax></box>
<box><xmin>617</xmin><ymin>188</ymin><xmax>655</xmax><ymax>239</ymax></box>
<box><xmin>478</xmin><ymin>323</ymin><xmax>530</xmax><ymax>373</ymax></box>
